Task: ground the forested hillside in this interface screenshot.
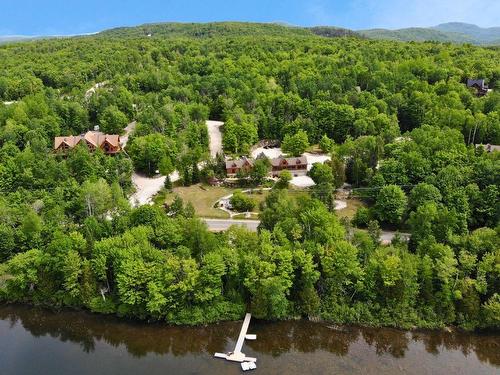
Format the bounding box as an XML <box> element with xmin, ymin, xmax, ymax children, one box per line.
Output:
<box><xmin>99</xmin><ymin>22</ymin><xmax>315</xmax><ymax>39</ymax></box>
<box><xmin>361</xmin><ymin>22</ymin><xmax>500</xmax><ymax>45</ymax></box>
<box><xmin>359</xmin><ymin>27</ymin><xmax>475</xmax><ymax>44</ymax></box>
<box><xmin>0</xmin><ymin>22</ymin><xmax>498</xmax><ymax>329</ymax></box>
<box><xmin>433</xmin><ymin>23</ymin><xmax>500</xmax><ymax>44</ymax></box>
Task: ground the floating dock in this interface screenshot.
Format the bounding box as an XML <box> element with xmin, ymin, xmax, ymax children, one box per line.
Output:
<box><xmin>214</xmin><ymin>313</ymin><xmax>257</xmax><ymax>369</ymax></box>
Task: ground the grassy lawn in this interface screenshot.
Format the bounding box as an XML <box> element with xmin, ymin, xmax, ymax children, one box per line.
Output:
<box><xmin>232</xmin><ymin>212</ymin><xmax>260</xmax><ymax>219</ymax></box>
<box><xmin>236</xmin><ymin>188</ymin><xmax>308</xmax><ymax>214</ymax></box>
<box><xmin>336</xmin><ymin>197</ymin><xmax>367</xmax><ymax>220</ymax></box>
<box><xmin>245</xmin><ymin>189</ymin><xmax>271</xmax><ymax>212</ymax></box>
<box><xmin>157</xmin><ymin>184</ymin><xmax>235</xmax><ymax>218</ymax></box>
<box><xmin>154</xmin><ymin>182</ymin><xmax>364</xmax><ymax>220</ymax></box>
<box><xmin>155</xmin><ymin>184</ymin><xmax>307</xmax><ymax>219</ymax></box>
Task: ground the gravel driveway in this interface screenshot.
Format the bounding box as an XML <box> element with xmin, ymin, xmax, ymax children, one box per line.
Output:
<box><xmin>129</xmin><ymin>120</ymin><xmax>222</xmax><ymax>206</ymax></box>
<box><xmin>120</xmin><ymin>121</ymin><xmax>136</xmax><ymax>148</ymax></box>
<box><xmin>206</xmin><ymin>120</ymin><xmax>224</xmax><ymax>158</ymax></box>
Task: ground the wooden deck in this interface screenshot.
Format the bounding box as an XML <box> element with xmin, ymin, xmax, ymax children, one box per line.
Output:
<box><xmin>214</xmin><ymin>313</ymin><xmax>257</xmax><ymax>363</ymax></box>
<box><xmin>235</xmin><ymin>313</ymin><xmax>252</xmax><ymax>354</ymax></box>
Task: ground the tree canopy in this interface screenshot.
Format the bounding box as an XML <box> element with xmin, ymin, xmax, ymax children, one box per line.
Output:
<box><xmin>0</xmin><ymin>22</ymin><xmax>498</xmax><ymax>330</ymax></box>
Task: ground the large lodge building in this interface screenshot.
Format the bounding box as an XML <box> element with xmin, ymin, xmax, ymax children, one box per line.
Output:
<box><xmin>226</xmin><ymin>155</ymin><xmax>307</xmax><ymax>178</ymax></box>
<box><xmin>269</xmin><ymin>155</ymin><xmax>307</xmax><ymax>177</ymax></box>
<box><xmin>54</xmin><ymin>131</ymin><xmax>121</xmax><ymax>154</ymax></box>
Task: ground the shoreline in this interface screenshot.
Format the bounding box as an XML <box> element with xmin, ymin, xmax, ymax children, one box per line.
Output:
<box><xmin>2</xmin><ymin>302</ymin><xmax>497</xmax><ymax>335</ymax></box>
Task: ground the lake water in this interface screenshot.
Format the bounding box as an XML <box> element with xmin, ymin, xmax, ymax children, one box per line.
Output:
<box><xmin>0</xmin><ymin>304</ymin><xmax>498</xmax><ymax>375</ymax></box>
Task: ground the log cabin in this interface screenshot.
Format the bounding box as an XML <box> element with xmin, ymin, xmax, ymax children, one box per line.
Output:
<box><xmin>225</xmin><ymin>157</ymin><xmax>254</xmax><ymax>177</ymax></box>
<box><xmin>54</xmin><ymin>131</ymin><xmax>121</xmax><ymax>154</ymax></box>
<box><xmin>226</xmin><ymin>155</ymin><xmax>308</xmax><ymax>178</ymax></box>
<box><xmin>270</xmin><ymin>156</ymin><xmax>307</xmax><ymax>177</ymax></box>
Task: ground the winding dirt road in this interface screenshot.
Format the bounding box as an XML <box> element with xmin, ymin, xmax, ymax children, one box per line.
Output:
<box><xmin>85</xmin><ymin>81</ymin><xmax>108</xmax><ymax>100</ymax></box>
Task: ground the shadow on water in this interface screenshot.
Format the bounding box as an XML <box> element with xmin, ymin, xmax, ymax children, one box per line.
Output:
<box><xmin>1</xmin><ymin>304</ymin><xmax>499</xmax><ymax>373</ymax></box>
<box><xmin>0</xmin><ymin>304</ymin><xmax>240</xmax><ymax>358</ymax></box>
<box><xmin>246</xmin><ymin>320</ymin><xmax>500</xmax><ymax>366</ymax></box>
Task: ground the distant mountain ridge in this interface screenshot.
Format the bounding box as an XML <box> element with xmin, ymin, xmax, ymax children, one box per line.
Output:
<box><xmin>433</xmin><ymin>22</ymin><xmax>500</xmax><ymax>44</ymax></box>
<box><xmin>98</xmin><ymin>22</ymin><xmax>314</xmax><ymax>39</ymax></box>
<box><xmin>0</xmin><ymin>33</ymin><xmax>97</xmax><ymax>44</ymax></box>
<box><xmin>0</xmin><ymin>23</ymin><xmax>358</xmax><ymax>45</ymax></box>
<box><xmin>0</xmin><ymin>35</ymin><xmax>35</xmax><ymax>43</ymax></box>
<box><xmin>1</xmin><ymin>21</ymin><xmax>499</xmax><ymax>46</ymax></box>
<box><xmin>98</xmin><ymin>22</ymin><xmax>358</xmax><ymax>40</ymax></box>
<box><xmin>360</xmin><ymin>22</ymin><xmax>500</xmax><ymax>45</ymax></box>
<box><xmin>100</xmin><ymin>21</ymin><xmax>497</xmax><ymax>44</ymax></box>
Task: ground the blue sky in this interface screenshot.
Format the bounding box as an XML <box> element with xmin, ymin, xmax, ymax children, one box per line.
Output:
<box><xmin>1</xmin><ymin>0</ymin><xmax>499</xmax><ymax>36</ymax></box>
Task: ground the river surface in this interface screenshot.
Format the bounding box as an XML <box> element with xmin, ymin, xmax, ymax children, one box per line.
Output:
<box><xmin>0</xmin><ymin>305</ymin><xmax>499</xmax><ymax>375</ymax></box>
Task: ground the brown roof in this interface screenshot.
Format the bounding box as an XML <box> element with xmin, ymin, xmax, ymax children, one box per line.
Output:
<box><xmin>226</xmin><ymin>155</ymin><xmax>308</xmax><ymax>170</ymax></box>
<box><xmin>225</xmin><ymin>157</ymin><xmax>254</xmax><ymax>169</ymax></box>
<box><xmin>103</xmin><ymin>134</ymin><xmax>120</xmax><ymax>147</ymax></box>
<box><xmin>54</xmin><ymin>131</ymin><xmax>120</xmax><ymax>150</ymax></box>
<box><xmin>54</xmin><ymin>136</ymin><xmax>77</xmax><ymax>149</ymax></box>
<box><xmin>270</xmin><ymin>156</ymin><xmax>307</xmax><ymax>167</ymax></box>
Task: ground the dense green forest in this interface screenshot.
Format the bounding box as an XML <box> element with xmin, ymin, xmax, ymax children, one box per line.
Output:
<box><xmin>0</xmin><ymin>22</ymin><xmax>498</xmax><ymax>330</ymax></box>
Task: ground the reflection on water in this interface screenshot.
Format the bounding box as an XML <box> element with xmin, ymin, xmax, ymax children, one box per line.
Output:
<box><xmin>0</xmin><ymin>304</ymin><xmax>499</xmax><ymax>375</ymax></box>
